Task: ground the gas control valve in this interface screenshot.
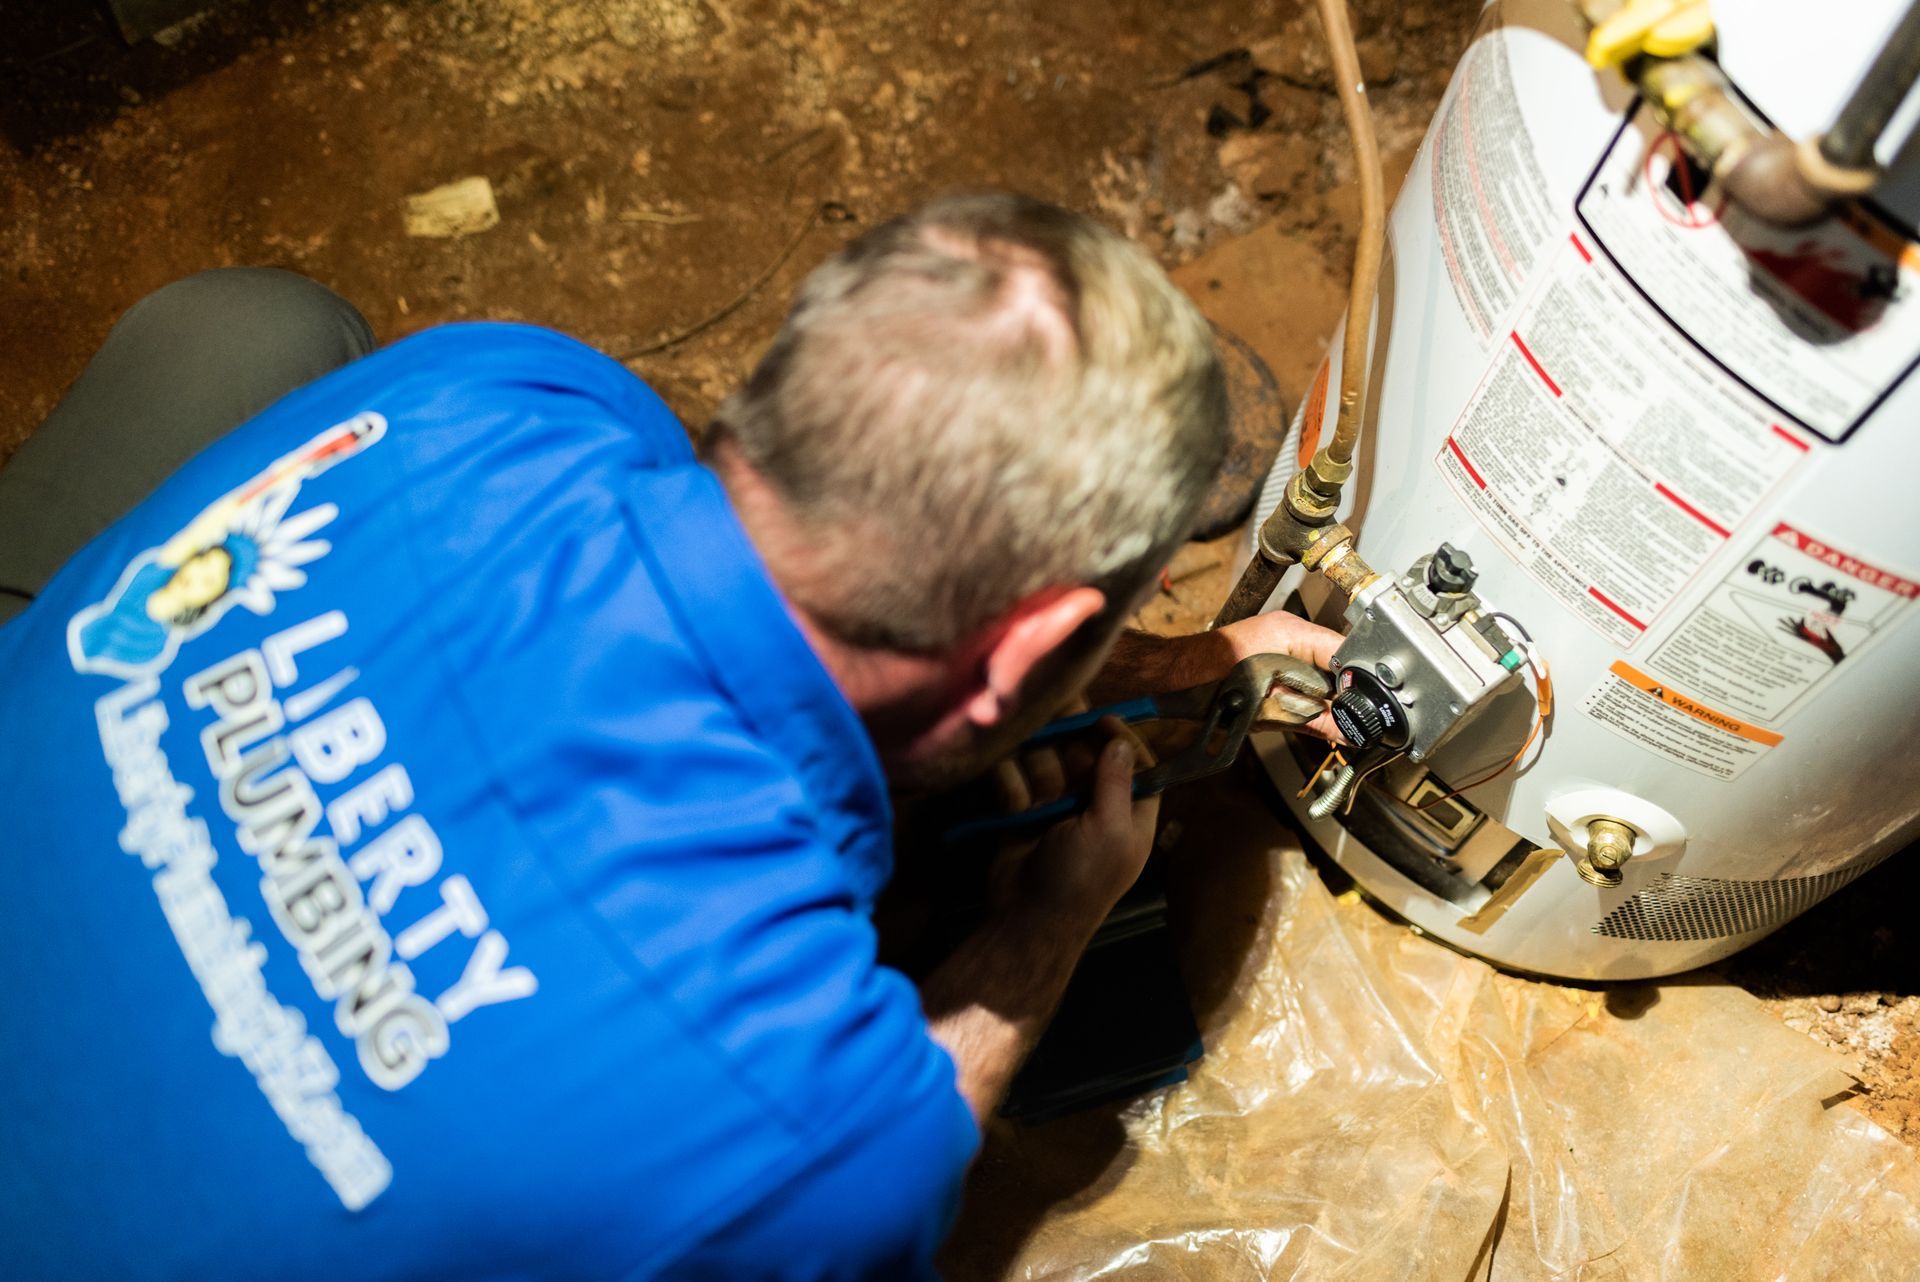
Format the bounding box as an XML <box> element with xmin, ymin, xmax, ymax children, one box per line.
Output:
<box><xmin>1327</xmin><ymin>542</ymin><xmax>1528</xmax><ymax>768</ymax></box>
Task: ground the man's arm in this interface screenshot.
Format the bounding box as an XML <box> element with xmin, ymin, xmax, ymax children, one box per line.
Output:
<box><xmin>1087</xmin><ymin>611</ymin><xmax>1347</xmax><ymax>742</ymax></box>
<box><xmin>918</xmin><ymin>733</ymin><xmax>1156</xmax><ymax>1125</ymax></box>
<box><xmin>1087</xmin><ymin>610</ymin><xmax>1344</xmax><ymax>704</ymax></box>
<box><xmin>918</xmin><ymin>612</ymin><xmax>1343</xmax><ymax>1123</ymax></box>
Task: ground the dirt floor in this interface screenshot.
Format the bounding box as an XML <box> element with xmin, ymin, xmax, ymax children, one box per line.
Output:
<box><xmin>2</xmin><ymin>0</ymin><xmax>1913</xmax><ymax>1142</ymax></box>
<box><xmin>0</xmin><ymin>0</ymin><xmax>1452</xmax><ymax>457</ymax></box>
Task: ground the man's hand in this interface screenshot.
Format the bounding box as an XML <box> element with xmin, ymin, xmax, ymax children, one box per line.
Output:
<box><xmin>1215</xmin><ymin>609</ymin><xmax>1342</xmax><ymax>672</ymax></box>
<box><xmin>1085</xmin><ymin>609</ymin><xmax>1347</xmax><ymax>739</ymax></box>
<box><xmin>920</xmin><ymin>725</ymin><xmax>1159</xmax><ymax>1125</ymax></box>
<box><xmin>998</xmin><ymin>726</ymin><xmax>1159</xmax><ymax>923</ymax></box>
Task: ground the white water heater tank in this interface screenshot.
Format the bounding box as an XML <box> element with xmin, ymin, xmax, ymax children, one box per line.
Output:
<box><xmin>1253</xmin><ymin>0</ymin><xmax>1920</xmax><ymax>979</ymax></box>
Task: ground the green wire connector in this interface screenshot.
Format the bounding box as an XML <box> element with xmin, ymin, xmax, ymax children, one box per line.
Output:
<box><xmin>1500</xmin><ymin>649</ymin><xmax>1524</xmax><ymax>671</ymax></box>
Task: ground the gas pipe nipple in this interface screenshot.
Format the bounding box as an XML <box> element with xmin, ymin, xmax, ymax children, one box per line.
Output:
<box><xmin>1300</xmin><ymin>525</ymin><xmax>1379</xmax><ymax>599</ymax></box>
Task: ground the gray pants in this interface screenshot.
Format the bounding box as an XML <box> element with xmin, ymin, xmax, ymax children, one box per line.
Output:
<box><xmin>0</xmin><ymin>268</ymin><xmax>374</xmax><ymax>625</ymax></box>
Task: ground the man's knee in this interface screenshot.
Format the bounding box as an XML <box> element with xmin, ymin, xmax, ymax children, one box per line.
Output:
<box><xmin>117</xmin><ymin>268</ymin><xmax>375</xmax><ymax>371</ymax></box>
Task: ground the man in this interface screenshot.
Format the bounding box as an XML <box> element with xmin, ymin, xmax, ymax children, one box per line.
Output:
<box><xmin>0</xmin><ymin>193</ymin><xmax>1338</xmax><ymax>1278</ymax></box>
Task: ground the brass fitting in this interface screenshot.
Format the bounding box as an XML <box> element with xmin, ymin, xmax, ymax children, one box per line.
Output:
<box><xmin>1794</xmin><ymin>135</ymin><xmax>1879</xmax><ymax>200</ymax></box>
<box><xmin>1213</xmin><ymin>0</ymin><xmax>1384</xmax><ymax>631</ymax></box>
<box><xmin>1575</xmin><ymin>819</ymin><xmax>1637</xmax><ymax>887</ymax></box>
<box><xmin>1212</xmin><ymin>488</ymin><xmax>1364</xmax><ymax>629</ymax></box>
<box><xmin>1626</xmin><ymin>47</ymin><xmax>1885</xmax><ymax>225</ymax></box>
<box><xmin>1255</xmin><ymin>493</ymin><xmax>1337</xmax><ymax>563</ymax></box>
<box><xmin>1282</xmin><ymin>474</ymin><xmax>1339</xmax><ymax>527</ymax></box>
<box><xmin>1299</xmin><ymin>448</ymin><xmax>1355</xmax><ymax>504</ymax></box>
<box><xmin>1298</xmin><ymin>523</ymin><xmax>1379</xmax><ymax>598</ymax></box>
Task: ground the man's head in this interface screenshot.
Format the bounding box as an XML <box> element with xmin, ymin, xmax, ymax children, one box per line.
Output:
<box><xmin>704</xmin><ymin>191</ymin><xmax>1227</xmax><ymax>789</ymax></box>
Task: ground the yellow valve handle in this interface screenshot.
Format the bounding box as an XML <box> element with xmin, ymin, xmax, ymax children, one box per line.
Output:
<box><xmin>1587</xmin><ymin>0</ymin><xmax>1715</xmax><ymax>69</ymax></box>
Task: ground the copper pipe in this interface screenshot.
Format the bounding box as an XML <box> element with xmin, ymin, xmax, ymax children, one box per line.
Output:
<box><xmin>1314</xmin><ymin>0</ymin><xmax>1387</xmax><ymax>472</ymax></box>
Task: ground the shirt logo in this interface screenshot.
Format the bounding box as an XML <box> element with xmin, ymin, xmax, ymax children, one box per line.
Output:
<box><xmin>67</xmin><ymin>413</ymin><xmax>386</xmax><ymax>680</ymax></box>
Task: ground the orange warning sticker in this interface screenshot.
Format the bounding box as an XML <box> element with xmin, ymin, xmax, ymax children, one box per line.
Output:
<box><xmin>1835</xmin><ymin>203</ymin><xmax>1920</xmax><ymax>275</ymax></box>
<box><xmin>1296</xmin><ymin>355</ymin><xmax>1331</xmax><ymax>469</ymax></box>
<box><xmin>1604</xmin><ymin>661</ymin><xmax>1783</xmax><ymax>745</ymax></box>
<box><xmin>1581</xmin><ymin>661</ymin><xmax>1783</xmax><ymax>780</ymax></box>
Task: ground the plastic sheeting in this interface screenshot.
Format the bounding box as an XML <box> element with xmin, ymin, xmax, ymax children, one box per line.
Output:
<box><xmin>942</xmin><ymin>783</ymin><xmax>1920</xmax><ymax>1281</ymax></box>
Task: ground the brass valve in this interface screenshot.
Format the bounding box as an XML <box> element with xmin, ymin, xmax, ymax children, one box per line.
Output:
<box><xmin>1575</xmin><ymin>819</ymin><xmax>1638</xmax><ymax>887</ymax></box>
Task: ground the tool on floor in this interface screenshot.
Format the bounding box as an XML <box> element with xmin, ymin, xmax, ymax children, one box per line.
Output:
<box><xmin>943</xmin><ymin>651</ymin><xmax>1332</xmax><ymax>845</ymax></box>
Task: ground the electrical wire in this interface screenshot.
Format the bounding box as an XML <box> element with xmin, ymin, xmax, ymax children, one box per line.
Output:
<box><xmin>617</xmin><ymin>201</ymin><xmax>852</xmax><ymax>360</ymax></box>
<box><xmin>1345</xmin><ymin>750</ymin><xmax>1401</xmax><ymax>816</ymax></box>
<box><xmin>1487</xmin><ymin>610</ymin><xmax>1533</xmax><ymax>643</ymax></box>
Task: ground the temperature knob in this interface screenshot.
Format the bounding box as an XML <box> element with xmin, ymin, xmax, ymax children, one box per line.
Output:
<box><xmin>1331</xmin><ymin>666</ymin><xmax>1410</xmax><ymax>752</ymax></box>
<box><xmin>1331</xmin><ymin>689</ymin><xmax>1387</xmax><ymax>747</ymax></box>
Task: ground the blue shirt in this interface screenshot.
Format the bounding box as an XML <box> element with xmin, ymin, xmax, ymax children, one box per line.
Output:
<box><xmin>0</xmin><ymin>324</ymin><xmax>978</xmax><ymax>1280</ymax></box>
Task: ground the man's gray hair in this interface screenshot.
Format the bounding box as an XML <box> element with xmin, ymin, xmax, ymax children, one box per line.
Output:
<box><xmin>705</xmin><ymin>191</ymin><xmax>1227</xmax><ymax>651</ymax></box>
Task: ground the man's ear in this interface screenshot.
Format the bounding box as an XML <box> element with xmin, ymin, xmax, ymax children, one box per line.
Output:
<box><xmin>963</xmin><ymin>586</ymin><xmax>1106</xmax><ymax>728</ymax></box>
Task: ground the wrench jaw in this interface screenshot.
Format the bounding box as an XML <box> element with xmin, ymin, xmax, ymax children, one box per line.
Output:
<box><xmin>1131</xmin><ymin>683</ymin><xmax>1252</xmax><ymax>797</ymax></box>
<box><xmin>1135</xmin><ymin>653</ymin><xmax>1335</xmax><ymax>797</ymax></box>
<box><xmin>1256</xmin><ymin>686</ymin><xmax>1329</xmax><ymax>732</ymax></box>
<box><xmin>1254</xmin><ymin>654</ymin><xmax>1334</xmax><ymax>728</ymax></box>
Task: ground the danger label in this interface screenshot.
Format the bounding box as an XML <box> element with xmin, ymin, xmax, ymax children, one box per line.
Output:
<box><xmin>1577</xmin><ymin>106</ymin><xmax>1920</xmax><ymax>443</ymax></box>
<box><xmin>1647</xmin><ymin>524</ymin><xmax>1918</xmax><ymax>723</ymax></box>
<box><xmin>1582</xmin><ymin>660</ymin><xmax>1781</xmax><ymax>780</ymax></box>
<box><xmin>1437</xmin><ymin>237</ymin><xmax>1804</xmax><ymax>647</ymax></box>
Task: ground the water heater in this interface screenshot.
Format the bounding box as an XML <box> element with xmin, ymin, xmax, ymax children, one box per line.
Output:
<box><xmin>1250</xmin><ymin>0</ymin><xmax>1920</xmax><ymax>979</ymax></box>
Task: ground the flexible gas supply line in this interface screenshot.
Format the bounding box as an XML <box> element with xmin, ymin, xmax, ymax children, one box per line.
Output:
<box><xmin>1212</xmin><ymin>0</ymin><xmax>1388</xmax><ymax>628</ymax></box>
<box><xmin>1314</xmin><ymin>0</ymin><xmax>1386</xmax><ymax>473</ymax></box>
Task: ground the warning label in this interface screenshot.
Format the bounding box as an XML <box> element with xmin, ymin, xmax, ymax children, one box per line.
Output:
<box><xmin>1437</xmin><ymin>237</ymin><xmax>1805</xmax><ymax>647</ymax></box>
<box><xmin>1577</xmin><ymin>106</ymin><xmax>1920</xmax><ymax>443</ymax></box>
<box><xmin>1295</xmin><ymin>355</ymin><xmax>1332</xmax><ymax>468</ymax></box>
<box><xmin>1647</xmin><ymin>524</ymin><xmax>1918</xmax><ymax>723</ymax></box>
<box><xmin>1583</xmin><ymin>660</ymin><xmax>1783</xmax><ymax>780</ymax></box>
<box><xmin>1430</xmin><ymin>32</ymin><xmax>1556</xmax><ymax>343</ymax></box>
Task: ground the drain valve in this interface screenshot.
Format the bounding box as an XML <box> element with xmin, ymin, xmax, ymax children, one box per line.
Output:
<box><xmin>1576</xmin><ymin>819</ymin><xmax>1638</xmax><ymax>888</ymax></box>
